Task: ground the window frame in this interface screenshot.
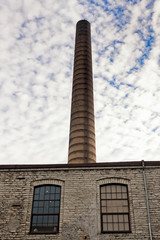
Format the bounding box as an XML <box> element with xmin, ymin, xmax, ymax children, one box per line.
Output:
<box><xmin>100</xmin><ymin>183</ymin><xmax>131</xmax><ymax>234</ymax></box>
<box><xmin>30</xmin><ymin>184</ymin><xmax>61</xmax><ymax>234</ymax></box>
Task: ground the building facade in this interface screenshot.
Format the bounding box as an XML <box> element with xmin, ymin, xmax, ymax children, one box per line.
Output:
<box><xmin>0</xmin><ymin>161</ymin><xmax>160</xmax><ymax>240</ymax></box>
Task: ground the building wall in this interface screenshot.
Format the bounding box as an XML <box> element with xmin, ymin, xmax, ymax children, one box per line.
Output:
<box><xmin>0</xmin><ymin>163</ymin><xmax>160</xmax><ymax>240</ymax></box>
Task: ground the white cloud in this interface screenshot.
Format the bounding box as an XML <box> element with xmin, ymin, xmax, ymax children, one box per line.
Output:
<box><xmin>0</xmin><ymin>0</ymin><xmax>159</xmax><ymax>164</ymax></box>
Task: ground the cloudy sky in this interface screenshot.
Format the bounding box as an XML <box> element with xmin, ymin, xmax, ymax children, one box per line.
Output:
<box><xmin>0</xmin><ymin>0</ymin><xmax>160</xmax><ymax>164</ymax></box>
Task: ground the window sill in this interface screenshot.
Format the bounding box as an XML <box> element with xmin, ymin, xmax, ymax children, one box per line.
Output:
<box><xmin>101</xmin><ymin>231</ymin><xmax>131</xmax><ymax>234</ymax></box>
<box><xmin>29</xmin><ymin>231</ymin><xmax>59</xmax><ymax>235</ymax></box>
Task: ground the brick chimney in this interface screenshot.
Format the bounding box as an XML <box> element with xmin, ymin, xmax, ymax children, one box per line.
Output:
<box><xmin>68</xmin><ymin>20</ymin><xmax>96</xmax><ymax>164</ymax></box>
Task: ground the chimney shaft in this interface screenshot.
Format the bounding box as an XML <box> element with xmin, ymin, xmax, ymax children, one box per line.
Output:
<box><xmin>68</xmin><ymin>20</ymin><xmax>96</xmax><ymax>164</ymax></box>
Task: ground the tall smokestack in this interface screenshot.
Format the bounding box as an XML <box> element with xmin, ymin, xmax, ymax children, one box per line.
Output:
<box><xmin>68</xmin><ymin>20</ymin><xmax>96</xmax><ymax>164</ymax></box>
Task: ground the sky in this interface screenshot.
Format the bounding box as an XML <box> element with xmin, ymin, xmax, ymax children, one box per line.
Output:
<box><xmin>0</xmin><ymin>0</ymin><xmax>160</xmax><ymax>164</ymax></box>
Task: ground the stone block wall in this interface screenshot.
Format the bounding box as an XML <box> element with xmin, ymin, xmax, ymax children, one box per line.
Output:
<box><xmin>0</xmin><ymin>162</ymin><xmax>159</xmax><ymax>240</ymax></box>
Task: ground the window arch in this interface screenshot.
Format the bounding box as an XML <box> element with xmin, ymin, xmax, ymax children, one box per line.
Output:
<box><xmin>100</xmin><ymin>183</ymin><xmax>130</xmax><ymax>233</ymax></box>
<box><xmin>30</xmin><ymin>184</ymin><xmax>61</xmax><ymax>234</ymax></box>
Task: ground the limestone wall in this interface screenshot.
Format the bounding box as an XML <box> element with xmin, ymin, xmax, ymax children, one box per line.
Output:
<box><xmin>0</xmin><ymin>163</ymin><xmax>159</xmax><ymax>240</ymax></box>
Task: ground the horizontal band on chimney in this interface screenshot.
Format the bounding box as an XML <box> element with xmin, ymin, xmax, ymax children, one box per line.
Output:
<box><xmin>75</xmin><ymin>46</ymin><xmax>91</xmax><ymax>54</ymax></box>
<box><xmin>74</xmin><ymin>58</ymin><xmax>91</xmax><ymax>65</ymax></box>
<box><xmin>71</xmin><ymin>111</ymin><xmax>94</xmax><ymax>120</ymax></box>
<box><xmin>70</xmin><ymin>128</ymin><xmax>95</xmax><ymax>136</ymax></box>
<box><xmin>72</xmin><ymin>98</ymin><xmax>94</xmax><ymax>106</ymax></box>
<box><xmin>68</xmin><ymin>158</ymin><xmax>95</xmax><ymax>164</ymax></box>
<box><xmin>69</xmin><ymin>135</ymin><xmax>95</xmax><ymax>144</ymax></box>
<box><xmin>69</xmin><ymin>123</ymin><xmax>95</xmax><ymax>130</ymax></box>
<box><xmin>73</xmin><ymin>68</ymin><xmax>92</xmax><ymax>76</ymax></box>
<box><xmin>74</xmin><ymin>50</ymin><xmax>91</xmax><ymax>58</ymax></box>
<box><xmin>69</xmin><ymin>142</ymin><xmax>95</xmax><ymax>149</ymax></box>
<box><xmin>72</xmin><ymin>87</ymin><xmax>93</xmax><ymax>95</ymax></box>
<box><xmin>70</xmin><ymin>117</ymin><xmax>95</xmax><ymax>126</ymax></box>
<box><xmin>71</xmin><ymin>107</ymin><xmax>94</xmax><ymax>115</ymax></box>
<box><xmin>68</xmin><ymin>150</ymin><xmax>96</xmax><ymax>158</ymax></box>
<box><xmin>74</xmin><ymin>62</ymin><xmax>92</xmax><ymax>69</ymax></box>
<box><xmin>69</xmin><ymin>143</ymin><xmax>95</xmax><ymax>152</ymax></box>
<box><xmin>73</xmin><ymin>82</ymin><xmax>93</xmax><ymax>90</ymax></box>
<box><xmin>72</xmin><ymin>90</ymin><xmax>93</xmax><ymax>98</ymax></box>
<box><xmin>73</xmin><ymin>77</ymin><xmax>93</xmax><ymax>84</ymax></box>
<box><xmin>74</xmin><ymin>43</ymin><xmax>91</xmax><ymax>50</ymax></box>
<box><xmin>74</xmin><ymin>54</ymin><xmax>92</xmax><ymax>62</ymax></box>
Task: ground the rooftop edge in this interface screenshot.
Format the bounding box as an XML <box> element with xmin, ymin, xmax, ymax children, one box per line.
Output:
<box><xmin>0</xmin><ymin>161</ymin><xmax>160</xmax><ymax>169</ymax></box>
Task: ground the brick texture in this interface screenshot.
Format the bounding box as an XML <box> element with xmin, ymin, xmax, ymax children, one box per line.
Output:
<box><xmin>0</xmin><ymin>163</ymin><xmax>160</xmax><ymax>240</ymax></box>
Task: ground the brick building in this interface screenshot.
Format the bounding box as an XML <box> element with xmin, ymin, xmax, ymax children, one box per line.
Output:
<box><xmin>0</xmin><ymin>162</ymin><xmax>160</xmax><ymax>240</ymax></box>
<box><xmin>0</xmin><ymin>20</ymin><xmax>160</xmax><ymax>240</ymax></box>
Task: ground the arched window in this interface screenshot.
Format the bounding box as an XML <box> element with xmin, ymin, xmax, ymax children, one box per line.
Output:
<box><xmin>30</xmin><ymin>185</ymin><xmax>61</xmax><ymax>234</ymax></box>
<box><xmin>100</xmin><ymin>184</ymin><xmax>130</xmax><ymax>233</ymax></box>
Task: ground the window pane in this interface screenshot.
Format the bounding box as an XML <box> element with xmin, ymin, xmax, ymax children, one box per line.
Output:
<box><xmin>101</xmin><ymin>200</ymin><xmax>106</xmax><ymax>207</ymax></box>
<box><xmin>56</xmin><ymin>187</ymin><xmax>61</xmax><ymax>194</ymax></box>
<box><xmin>108</xmin><ymin>215</ymin><xmax>112</xmax><ymax>222</ymax></box>
<box><xmin>113</xmin><ymin>215</ymin><xmax>118</xmax><ymax>222</ymax></box>
<box><xmin>50</xmin><ymin>201</ymin><xmax>54</xmax><ymax>207</ymax></box>
<box><xmin>54</xmin><ymin>215</ymin><xmax>58</xmax><ymax>225</ymax></box>
<box><xmin>121</xmin><ymin>185</ymin><xmax>127</xmax><ymax>193</ymax></box>
<box><xmin>101</xmin><ymin>193</ymin><xmax>106</xmax><ymax>199</ymax></box>
<box><xmin>38</xmin><ymin>207</ymin><xmax>43</xmax><ymax>214</ymax></box>
<box><xmin>44</xmin><ymin>206</ymin><xmax>49</xmax><ymax>214</ymax></box>
<box><xmin>48</xmin><ymin>215</ymin><xmax>54</xmax><ymax>223</ymax></box>
<box><xmin>125</xmin><ymin>223</ymin><xmax>129</xmax><ymax>231</ymax></box>
<box><xmin>33</xmin><ymin>208</ymin><xmax>38</xmax><ymax>214</ymax></box>
<box><xmin>101</xmin><ymin>186</ymin><xmax>105</xmax><ymax>193</ymax></box>
<box><xmin>55</xmin><ymin>201</ymin><xmax>60</xmax><ymax>207</ymax></box>
<box><xmin>106</xmin><ymin>185</ymin><xmax>111</xmax><ymax>193</ymax></box>
<box><xmin>106</xmin><ymin>193</ymin><xmax>112</xmax><ymax>199</ymax></box>
<box><xmin>102</xmin><ymin>215</ymin><xmax>107</xmax><ymax>222</ymax></box>
<box><xmin>117</xmin><ymin>185</ymin><xmax>121</xmax><ymax>192</ymax></box>
<box><xmin>40</xmin><ymin>186</ymin><xmax>45</xmax><ymax>195</ymax></box>
<box><xmin>39</xmin><ymin>193</ymin><xmax>44</xmax><ymax>200</ymax></box>
<box><xmin>114</xmin><ymin>223</ymin><xmax>118</xmax><ymax>231</ymax></box>
<box><xmin>55</xmin><ymin>194</ymin><xmax>60</xmax><ymax>200</ymax></box>
<box><xmin>119</xmin><ymin>223</ymin><xmax>125</xmax><ymax>231</ymax></box>
<box><xmin>103</xmin><ymin>223</ymin><xmax>108</xmax><ymax>231</ymax></box>
<box><xmin>124</xmin><ymin>214</ymin><xmax>129</xmax><ymax>222</ymax></box>
<box><xmin>44</xmin><ymin>201</ymin><xmax>49</xmax><ymax>208</ymax></box>
<box><xmin>117</xmin><ymin>193</ymin><xmax>121</xmax><ymax>199</ymax></box>
<box><xmin>50</xmin><ymin>194</ymin><xmax>55</xmax><ymax>199</ymax></box>
<box><xmin>55</xmin><ymin>207</ymin><xmax>59</xmax><ymax>214</ymax></box>
<box><xmin>37</xmin><ymin>216</ymin><xmax>43</xmax><ymax>225</ymax></box>
<box><xmin>35</xmin><ymin>187</ymin><xmax>39</xmax><ymax>195</ymax></box>
<box><xmin>50</xmin><ymin>186</ymin><xmax>56</xmax><ymax>193</ymax></box>
<box><xmin>43</xmin><ymin>215</ymin><xmax>48</xmax><ymax>225</ymax></box>
<box><xmin>122</xmin><ymin>193</ymin><xmax>127</xmax><ymax>199</ymax></box>
<box><xmin>45</xmin><ymin>186</ymin><xmax>50</xmax><ymax>193</ymax></box>
<box><xmin>34</xmin><ymin>195</ymin><xmax>39</xmax><ymax>200</ymax></box>
<box><xmin>119</xmin><ymin>215</ymin><xmax>123</xmax><ymax>222</ymax></box>
<box><xmin>32</xmin><ymin>216</ymin><xmax>37</xmax><ymax>224</ymax></box>
<box><xmin>49</xmin><ymin>207</ymin><xmax>53</xmax><ymax>213</ymax></box>
<box><xmin>108</xmin><ymin>223</ymin><xmax>113</xmax><ymax>231</ymax></box>
<box><xmin>112</xmin><ymin>185</ymin><xmax>116</xmax><ymax>193</ymax></box>
<box><xmin>45</xmin><ymin>194</ymin><xmax>50</xmax><ymax>200</ymax></box>
<box><xmin>39</xmin><ymin>201</ymin><xmax>44</xmax><ymax>207</ymax></box>
<box><xmin>33</xmin><ymin>201</ymin><xmax>38</xmax><ymax>208</ymax></box>
<box><xmin>112</xmin><ymin>192</ymin><xmax>116</xmax><ymax>199</ymax></box>
<box><xmin>102</xmin><ymin>207</ymin><xmax>107</xmax><ymax>213</ymax></box>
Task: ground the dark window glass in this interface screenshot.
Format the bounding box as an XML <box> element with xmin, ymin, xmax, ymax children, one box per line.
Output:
<box><xmin>100</xmin><ymin>184</ymin><xmax>130</xmax><ymax>233</ymax></box>
<box><xmin>30</xmin><ymin>185</ymin><xmax>61</xmax><ymax>234</ymax></box>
